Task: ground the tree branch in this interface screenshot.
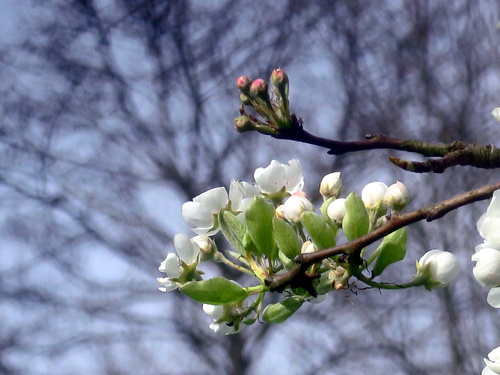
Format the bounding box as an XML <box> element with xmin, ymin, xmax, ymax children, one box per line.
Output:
<box><xmin>269</xmin><ymin>115</ymin><xmax>500</xmax><ymax>173</ymax></box>
<box><xmin>265</xmin><ymin>181</ymin><xmax>500</xmax><ymax>291</ymax></box>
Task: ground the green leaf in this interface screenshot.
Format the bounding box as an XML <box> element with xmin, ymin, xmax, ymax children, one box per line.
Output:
<box><xmin>219</xmin><ymin>211</ymin><xmax>248</xmax><ymax>255</ymax></box>
<box><xmin>262</xmin><ymin>296</ymin><xmax>304</xmax><ymax>323</ymax></box>
<box><xmin>300</xmin><ymin>212</ymin><xmax>337</xmax><ymax>250</ymax></box>
<box><xmin>245</xmin><ymin>197</ymin><xmax>277</xmax><ymax>260</ymax></box>
<box><xmin>342</xmin><ymin>192</ymin><xmax>369</xmax><ymax>241</ymax></box>
<box><xmin>273</xmin><ymin>217</ymin><xmax>301</xmax><ymax>259</ymax></box>
<box><xmin>372</xmin><ymin>227</ymin><xmax>408</xmax><ymax>277</ymax></box>
<box><xmin>180</xmin><ymin>277</ymin><xmax>247</xmax><ymax>305</ymax></box>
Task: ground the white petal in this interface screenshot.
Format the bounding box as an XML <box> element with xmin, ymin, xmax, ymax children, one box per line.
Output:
<box><xmin>208</xmin><ymin>322</ymin><xmax>244</xmax><ymax>335</ymax></box>
<box><xmin>182</xmin><ymin>201</ymin><xmax>215</xmax><ymax>229</ymax></box>
<box><xmin>483</xmin><ymin>366</ymin><xmax>499</xmax><ymax>375</ymax></box>
<box><xmin>284</xmin><ymin>159</ymin><xmax>304</xmax><ymax>193</ymax></box>
<box><xmin>193</xmin><ymin>187</ymin><xmax>228</xmax><ymax>213</ymax></box>
<box><xmin>480</xmin><ymin>217</ymin><xmax>500</xmax><ymax>244</ymax></box>
<box><xmin>283</xmin><ymin>195</ymin><xmax>314</xmax><ymax>222</ymax></box>
<box><xmin>254</xmin><ymin>160</ymin><xmax>286</xmax><ymax>193</ymax></box>
<box><xmin>157</xmin><ymin>277</ymin><xmax>179</xmax><ymax>292</ymax></box>
<box><xmin>158</xmin><ymin>253</ymin><xmax>182</xmax><ymax>278</ymax></box>
<box><xmin>203</xmin><ymin>304</ymin><xmax>225</xmax><ymax>320</ymax></box>
<box><xmin>174</xmin><ymin>233</ymin><xmax>200</xmax><ymax>265</ymax></box>
<box><xmin>472</xmin><ymin>248</ymin><xmax>500</xmax><ymax>287</ymax></box>
<box><xmin>229</xmin><ymin>180</ymin><xmax>244</xmax><ymax>210</ymax></box>
<box><xmin>487</xmin><ymin>288</ymin><xmax>500</xmax><ymax>308</ymax></box>
<box><xmin>361</xmin><ymin>182</ymin><xmax>388</xmax><ymax>209</ymax></box>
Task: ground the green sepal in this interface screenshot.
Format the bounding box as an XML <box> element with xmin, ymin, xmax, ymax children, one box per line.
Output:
<box><xmin>226</xmin><ymin>250</ymin><xmax>249</xmax><ymax>266</ymax></box>
<box><xmin>262</xmin><ymin>296</ymin><xmax>304</xmax><ymax>323</ymax></box>
<box><xmin>180</xmin><ymin>277</ymin><xmax>247</xmax><ymax>305</ymax></box>
<box><xmin>245</xmin><ymin>197</ymin><xmax>277</xmax><ymax>260</ymax></box>
<box><xmin>300</xmin><ymin>212</ymin><xmax>337</xmax><ymax>250</ymax></box>
<box><xmin>219</xmin><ymin>211</ymin><xmax>248</xmax><ymax>255</ymax></box>
<box><xmin>273</xmin><ymin>217</ymin><xmax>301</xmax><ymax>259</ymax></box>
<box><xmin>372</xmin><ymin>227</ymin><xmax>408</xmax><ymax>277</ymax></box>
<box><xmin>342</xmin><ymin>192</ymin><xmax>369</xmax><ymax>241</ymax></box>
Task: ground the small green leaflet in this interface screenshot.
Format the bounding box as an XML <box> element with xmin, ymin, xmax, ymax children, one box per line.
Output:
<box><xmin>372</xmin><ymin>227</ymin><xmax>408</xmax><ymax>277</ymax></box>
<box><xmin>180</xmin><ymin>277</ymin><xmax>247</xmax><ymax>305</ymax></box>
<box><xmin>342</xmin><ymin>192</ymin><xmax>369</xmax><ymax>241</ymax></box>
<box><xmin>262</xmin><ymin>296</ymin><xmax>304</xmax><ymax>323</ymax></box>
<box><xmin>245</xmin><ymin>197</ymin><xmax>277</xmax><ymax>260</ymax></box>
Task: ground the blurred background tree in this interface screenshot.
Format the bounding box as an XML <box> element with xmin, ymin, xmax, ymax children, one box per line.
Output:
<box><xmin>1</xmin><ymin>0</ymin><xmax>499</xmax><ymax>374</ymax></box>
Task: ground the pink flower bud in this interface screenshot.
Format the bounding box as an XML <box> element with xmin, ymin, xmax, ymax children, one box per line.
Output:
<box><xmin>249</xmin><ymin>79</ymin><xmax>269</xmax><ymax>99</ymax></box>
<box><xmin>236</xmin><ymin>76</ymin><xmax>252</xmax><ymax>95</ymax></box>
<box><xmin>270</xmin><ymin>68</ymin><xmax>289</xmax><ymax>87</ymax></box>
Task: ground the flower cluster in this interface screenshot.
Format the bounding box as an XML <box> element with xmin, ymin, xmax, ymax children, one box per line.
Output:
<box><xmin>472</xmin><ymin>190</ymin><xmax>500</xmax><ymax>307</ymax></box>
<box><xmin>157</xmin><ymin>159</ymin><xmax>462</xmax><ymax>335</ymax></box>
<box><xmin>234</xmin><ymin>69</ymin><xmax>293</xmax><ymax>135</ymax></box>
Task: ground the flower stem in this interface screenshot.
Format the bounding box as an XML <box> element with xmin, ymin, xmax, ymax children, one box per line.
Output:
<box><xmin>354</xmin><ymin>272</ymin><xmax>423</xmax><ymax>290</ymax></box>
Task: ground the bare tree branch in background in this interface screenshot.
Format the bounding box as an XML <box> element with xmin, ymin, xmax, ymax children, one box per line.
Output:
<box><xmin>0</xmin><ymin>1</ymin><xmax>499</xmax><ymax>374</ymax></box>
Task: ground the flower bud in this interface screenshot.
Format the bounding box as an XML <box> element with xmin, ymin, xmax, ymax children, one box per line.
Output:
<box><xmin>270</xmin><ymin>68</ymin><xmax>289</xmax><ymax>96</ymax></box>
<box><xmin>275</xmin><ymin>204</ymin><xmax>286</xmax><ymax>220</ymax></box>
<box><xmin>319</xmin><ymin>172</ymin><xmax>342</xmax><ymax>199</ymax></box>
<box><xmin>328</xmin><ymin>265</ymin><xmax>349</xmax><ymax>290</ymax></box>
<box><xmin>326</xmin><ymin>198</ymin><xmax>346</xmax><ymax>225</ymax></box>
<box><xmin>472</xmin><ymin>245</ymin><xmax>500</xmax><ymax>287</ymax></box>
<box><xmin>249</xmin><ymin>79</ymin><xmax>269</xmax><ymax>101</ymax></box>
<box><xmin>301</xmin><ymin>240</ymin><xmax>318</xmax><ymax>254</ymax></box>
<box><xmin>234</xmin><ymin>115</ymin><xmax>255</xmax><ymax>133</ymax></box>
<box><xmin>192</xmin><ymin>234</ymin><xmax>216</xmax><ymax>261</ymax></box>
<box><xmin>416</xmin><ymin>249</ymin><xmax>460</xmax><ymax>290</ymax></box>
<box><xmin>384</xmin><ymin>181</ymin><xmax>409</xmax><ymax>211</ymax></box>
<box><xmin>236</xmin><ymin>76</ymin><xmax>252</xmax><ymax>95</ymax></box>
<box><xmin>492</xmin><ymin>107</ymin><xmax>500</xmax><ymax>122</ymax></box>
<box><xmin>282</xmin><ymin>194</ymin><xmax>314</xmax><ymax>222</ymax></box>
<box><xmin>361</xmin><ymin>182</ymin><xmax>388</xmax><ymax>210</ymax></box>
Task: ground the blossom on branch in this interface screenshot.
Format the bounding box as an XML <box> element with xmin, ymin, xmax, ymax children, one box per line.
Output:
<box><xmin>416</xmin><ymin>250</ymin><xmax>460</xmax><ymax>290</ymax></box>
<box><xmin>483</xmin><ymin>346</ymin><xmax>500</xmax><ymax>375</ymax></box>
<box><xmin>254</xmin><ymin>159</ymin><xmax>303</xmax><ymax>194</ymax></box>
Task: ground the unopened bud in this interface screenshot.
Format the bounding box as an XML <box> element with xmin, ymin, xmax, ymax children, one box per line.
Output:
<box><xmin>320</xmin><ymin>172</ymin><xmax>342</xmax><ymax>199</ymax></box>
<box><xmin>249</xmin><ymin>79</ymin><xmax>269</xmax><ymax>101</ymax></box>
<box><xmin>192</xmin><ymin>235</ymin><xmax>216</xmax><ymax>261</ymax></box>
<box><xmin>236</xmin><ymin>76</ymin><xmax>252</xmax><ymax>95</ymax></box>
<box><xmin>326</xmin><ymin>198</ymin><xmax>346</xmax><ymax>225</ymax></box>
<box><xmin>270</xmin><ymin>68</ymin><xmax>289</xmax><ymax>96</ymax></box>
<box><xmin>384</xmin><ymin>181</ymin><xmax>409</xmax><ymax>211</ymax></box>
<box><xmin>234</xmin><ymin>116</ymin><xmax>255</xmax><ymax>133</ymax></box>
<box><xmin>361</xmin><ymin>182</ymin><xmax>388</xmax><ymax>210</ymax></box>
<box><xmin>275</xmin><ymin>204</ymin><xmax>286</xmax><ymax>220</ymax></box>
<box><xmin>301</xmin><ymin>240</ymin><xmax>318</xmax><ymax>254</ymax></box>
<box><xmin>283</xmin><ymin>195</ymin><xmax>314</xmax><ymax>222</ymax></box>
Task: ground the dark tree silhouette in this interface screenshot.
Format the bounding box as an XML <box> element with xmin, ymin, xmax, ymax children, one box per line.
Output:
<box><xmin>0</xmin><ymin>1</ymin><xmax>499</xmax><ymax>374</ymax></box>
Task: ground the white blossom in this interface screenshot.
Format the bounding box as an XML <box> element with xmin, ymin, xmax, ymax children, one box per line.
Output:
<box><xmin>361</xmin><ymin>182</ymin><xmax>388</xmax><ymax>210</ymax></box>
<box><xmin>384</xmin><ymin>181</ymin><xmax>409</xmax><ymax>211</ymax></box>
<box><xmin>182</xmin><ymin>187</ymin><xmax>228</xmax><ymax>235</ymax></box>
<box><xmin>254</xmin><ymin>159</ymin><xmax>303</xmax><ymax>194</ymax></box>
<box><xmin>319</xmin><ymin>172</ymin><xmax>341</xmax><ymax>199</ymax></box>
<box><xmin>417</xmin><ymin>250</ymin><xmax>460</xmax><ymax>289</ymax></box>
<box><xmin>483</xmin><ymin>346</ymin><xmax>500</xmax><ymax>375</ymax></box>
<box><xmin>477</xmin><ymin>190</ymin><xmax>500</xmax><ymax>245</ymax></box>
<box><xmin>326</xmin><ymin>198</ymin><xmax>346</xmax><ymax>224</ymax></box>
<box><xmin>282</xmin><ymin>194</ymin><xmax>314</xmax><ymax>222</ymax></box>
<box><xmin>472</xmin><ymin>246</ymin><xmax>500</xmax><ymax>287</ymax></box>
